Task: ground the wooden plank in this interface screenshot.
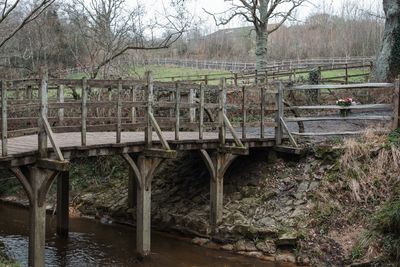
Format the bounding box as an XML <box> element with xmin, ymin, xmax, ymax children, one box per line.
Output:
<box><xmin>131</xmin><ymin>86</ymin><xmax>137</xmax><ymax>123</ymax></box>
<box><xmin>41</xmin><ymin>114</ymin><xmax>64</xmax><ymax>161</ymax></box>
<box><xmin>149</xmin><ymin>113</ymin><xmax>171</xmax><ymax>150</ymax></box>
<box><xmin>1</xmin><ymin>81</ymin><xmax>8</xmax><ymax>156</ymax></box>
<box><xmin>289</xmin><ymin>104</ymin><xmax>392</xmax><ymax>111</ymax></box>
<box><xmin>218</xmin><ymin>146</ymin><xmax>249</xmax><ymax>155</ymax></box>
<box><xmin>199</xmin><ymin>83</ymin><xmax>204</xmax><ymax>139</ymax></box>
<box><xmin>143</xmin><ymin>148</ymin><xmax>177</xmax><ymax>159</ymax></box>
<box><xmin>280</xmin><ymin>117</ymin><xmax>298</xmax><ymax>147</ymax></box>
<box><xmin>285</xmin><ymin>116</ymin><xmax>392</xmax><ymax>122</ymax></box>
<box><xmin>145</xmin><ymin>71</ymin><xmax>153</xmax><ymax>148</ymax></box>
<box><xmin>292</xmin><ymin>130</ymin><xmax>389</xmax><ymax>136</ymax></box>
<box><xmin>393</xmin><ymin>80</ymin><xmax>399</xmax><ymax>130</ymax></box>
<box><xmin>116</xmin><ymin>78</ymin><xmax>122</xmax><ymax>143</ymax></box>
<box><xmin>38</xmin><ymin>72</ymin><xmax>48</xmax><ymax>158</ymax></box>
<box><xmin>189</xmin><ymin>88</ymin><xmax>196</xmax><ymax>123</ymax></box>
<box><xmin>81</xmin><ymin>78</ymin><xmax>88</xmax><ymax>146</ymax></box>
<box><xmin>260</xmin><ymin>86</ymin><xmax>265</xmax><ymax>138</ymax></box>
<box><xmin>175</xmin><ymin>82</ymin><xmax>180</xmax><ymax>140</ymax></box>
<box><xmin>223</xmin><ymin>114</ymin><xmax>244</xmax><ymax>147</ymax></box>
<box><xmin>290</xmin><ymin>83</ymin><xmax>394</xmax><ymax>91</ymax></box>
<box><xmin>37</xmin><ymin>159</ymin><xmax>70</xmax><ymax>171</ymax></box>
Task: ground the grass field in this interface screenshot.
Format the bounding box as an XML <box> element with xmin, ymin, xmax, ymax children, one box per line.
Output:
<box><xmin>66</xmin><ymin>64</ymin><xmax>370</xmax><ymax>84</ymax></box>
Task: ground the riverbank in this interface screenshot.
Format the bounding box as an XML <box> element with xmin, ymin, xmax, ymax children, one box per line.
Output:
<box><xmin>0</xmin><ymin>129</ymin><xmax>399</xmax><ymax>266</ymax></box>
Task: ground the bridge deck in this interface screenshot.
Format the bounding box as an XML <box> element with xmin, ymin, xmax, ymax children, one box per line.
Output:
<box><xmin>0</xmin><ymin>131</ymin><xmax>277</xmax><ymax>165</ymax></box>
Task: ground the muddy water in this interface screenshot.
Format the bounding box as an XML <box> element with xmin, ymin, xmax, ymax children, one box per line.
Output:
<box><xmin>0</xmin><ymin>204</ymin><xmax>293</xmax><ymax>267</ymax></box>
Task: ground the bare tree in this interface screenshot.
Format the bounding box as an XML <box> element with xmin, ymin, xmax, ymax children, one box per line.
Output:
<box><xmin>64</xmin><ymin>0</ymin><xmax>189</xmax><ymax>78</ymax></box>
<box><xmin>374</xmin><ymin>0</ymin><xmax>400</xmax><ymax>82</ymax></box>
<box><xmin>205</xmin><ymin>0</ymin><xmax>307</xmax><ymax>71</ymax></box>
<box><xmin>0</xmin><ymin>0</ymin><xmax>55</xmax><ymax>49</ymax></box>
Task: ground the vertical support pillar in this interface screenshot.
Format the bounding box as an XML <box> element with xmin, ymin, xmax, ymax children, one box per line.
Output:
<box><xmin>275</xmin><ymin>82</ymin><xmax>284</xmax><ymax>145</ymax></box>
<box><xmin>57</xmin><ymin>171</ymin><xmax>69</xmax><ymax>238</ymax></box>
<box><xmin>116</xmin><ymin>78</ymin><xmax>122</xmax><ymax>143</ymax></box>
<box><xmin>145</xmin><ymin>71</ymin><xmax>153</xmax><ymax>148</ymax></box>
<box><xmin>199</xmin><ymin>83</ymin><xmax>204</xmax><ymax>140</ymax></box>
<box><xmin>210</xmin><ymin>154</ymin><xmax>224</xmax><ymax>231</ymax></box>
<box><xmin>81</xmin><ymin>78</ymin><xmax>88</xmax><ymax>146</ymax></box>
<box><xmin>1</xmin><ymin>80</ymin><xmax>7</xmax><ymax>156</ymax></box>
<box><xmin>345</xmin><ymin>63</ymin><xmax>349</xmax><ymax>84</ymax></box>
<box><xmin>260</xmin><ymin>86</ymin><xmax>265</xmax><ymax>138</ymax></box>
<box><xmin>131</xmin><ymin>86</ymin><xmax>137</xmax><ymax>124</ymax></box>
<box><xmin>219</xmin><ymin>78</ymin><xmax>226</xmax><ymax>145</ymax></box>
<box><xmin>242</xmin><ymin>86</ymin><xmax>247</xmax><ymax>139</ymax></box>
<box><xmin>57</xmin><ymin>84</ymin><xmax>64</xmax><ymax>126</ymax></box>
<box><xmin>189</xmin><ymin>88</ymin><xmax>196</xmax><ymax>123</ymax></box>
<box><xmin>393</xmin><ymin>80</ymin><xmax>400</xmax><ymax>130</ymax></box>
<box><xmin>175</xmin><ymin>82</ymin><xmax>180</xmax><ymax>140</ymax></box>
<box><xmin>38</xmin><ymin>72</ymin><xmax>48</xmax><ymax>158</ymax></box>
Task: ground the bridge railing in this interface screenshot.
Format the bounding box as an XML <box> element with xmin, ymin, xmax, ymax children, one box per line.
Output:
<box><xmin>281</xmin><ymin>82</ymin><xmax>399</xmax><ymax>139</ymax></box>
<box><xmin>0</xmin><ymin>73</ymin><xmax>288</xmax><ymax>157</ymax></box>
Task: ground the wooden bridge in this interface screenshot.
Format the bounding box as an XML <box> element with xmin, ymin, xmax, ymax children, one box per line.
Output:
<box><xmin>0</xmin><ymin>72</ymin><xmax>398</xmax><ymax>266</ymax></box>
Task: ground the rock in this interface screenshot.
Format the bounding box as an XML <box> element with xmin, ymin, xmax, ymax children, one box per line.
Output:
<box><xmin>234</xmin><ymin>240</ymin><xmax>257</xmax><ymax>252</ymax></box>
<box><xmin>258</xmin><ymin>217</ymin><xmax>277</xmax><ymax>228</ymax></box>
<box><xmin>275</xmin><ymin>252</ymin><xmax>297</xmax><ymax>263</ymax></box>
<box><xmin>297</xmin><ymin>182</ymin><xmax>309</xmax><ymax>193</ymax></box>
<box><xmin>290</xmin><ymin>207</ymin><xmax>304</xmax><ymax>218</ymax></box>
<box><xmin>308</xmin><ymin>181</ymin><xmax>319</xmax><ymax>191</ymax></box>
<box><xmin>256</xmin><ymin>240</ymin><xmax>277</xmax><ymax>255</ymax></box>
<box><xmin>238</xmin><ymin>251</ymin><xmax>264</xmax><ymax>258</ymax></box>
<box><xmin>221</xmin><ymin>244</ymin><xmax>234</xmax><ymax>251</ymax></box>
<box><xmin>276</xmin><ymin>231</ymin><xmax>299</xmax><ymax>246</ymax></box>
<box><xmin>191</xmin><ymin>237</ymin><xmax>209</xmax><ymax>246</ymax></box>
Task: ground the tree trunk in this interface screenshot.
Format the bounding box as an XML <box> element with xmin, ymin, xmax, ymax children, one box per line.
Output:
<box><xmin>374</xmin><ymin>0</ymin><xmax>400</xmax><ymax>82</ymax></box>
<box><xmin>255</xmin><ymin>29</ymin><xmax>268</xmax><ymax>71</ymax></box>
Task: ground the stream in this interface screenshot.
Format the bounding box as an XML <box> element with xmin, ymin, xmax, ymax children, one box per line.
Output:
<box><xmin>0</xmin><ymin>203</ymin><xmax>293</xmax><ymax>267</ymax></box>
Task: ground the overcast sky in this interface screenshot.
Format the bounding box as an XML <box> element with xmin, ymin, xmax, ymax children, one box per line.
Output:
<box><xmin>141</xmin><ymin>0</ymin><xmax>383</xmax><ymax>32</ymax></box>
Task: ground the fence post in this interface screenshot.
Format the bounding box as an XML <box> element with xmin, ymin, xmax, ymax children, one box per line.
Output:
<box><xmin>145</xmin><ymin>71</ymin><xmax>153</xmax><ymax>148</ymax></box>
<box><xmin>131</xmin><ymin>86</ymin><xmax>137</xmax><ymax>123</ymax></box>
<box><xmin>242</xmin><ymin>86</ymin><xmax>246</xmax><ymax>139</ymax></box>
<box><xmin>219</xmin><ymin>78</ymin><xmax>226</xmax><ymax>145</ymax></box>
<box><xmin>116</xmin><ymin>78</ymin><xmax>122</xmax><ymax>143</ymax></box>
<box><xmin>189</xmin><ymin>88</ymin><xmax>196</xmax><ymax>123</ymax></box>
<box><xmin>394</xmin><ymin>80</ymin><xmax>400</xmax><ymax>130</ymax></box>
<box><xmin>38</xmin><ymin>72</ymin><xmax>48</xmax><ymax>158</ymax></box>
<box><xmin>1</xmin><ymin>81</ymin><xmax>7</xmax><ymax>156</ymax></box>
<box><xmin>345</xmin><ymin>63</ymin><xmax>349</xmax><ymax>84</ymax></box>
<box><xmin>81</xmin><ymin>77</ymin><xmax>88</xmax><ymax>146</ymax></box>
<box><xmin>255</xmin><ymin>70</ymin><xmax>258</xmax><ymax>84</ymax></box>
<box><xmin>57</xmin><ymin>84</ymin><xmax>64</xmax><ymax>126</ymax></box>
<box><xmin>174</xmin><ymin>82</ymin><xmax>180</xmax><ymax>140</ymax></box>
<box><xmin>199</xmin><ymin>83</ymin><xmax>204</xmax><ymax>140</ymax></box>
<box><xmin>260</xmin><ymin>86</ymin><xmax>265</xmax><ymax>138</ymax></box>
<box><xmin>275</xmin><ymin>82</ymin><xmax>284</xmax><ymax>145</ymax></box>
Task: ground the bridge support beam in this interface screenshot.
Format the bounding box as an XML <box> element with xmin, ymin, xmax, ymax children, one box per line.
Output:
<box><xmin>57</xmin><ymin>171</ymin><xmax>69</xmax><ymax>238</ymax></box>
<box><xmin>122</xmin><ymin>153</ymin><xmax>164</xmax><ymax>259</ymax></box>
<box><xmin>10</xmin><ymin>166</ymin><xmax>59</xmax><ymax>267</ymax></box>
<box><xmin>199</xmin><ymin>150</ymin><xmax>237</xmax><ymax>233</ymax></box>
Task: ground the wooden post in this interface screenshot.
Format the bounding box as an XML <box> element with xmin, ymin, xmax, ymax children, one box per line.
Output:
<box><xmin>255</xmin><ymin>70</ymin><xmax>258</xmax><ymax>84</ymax></box>
<box><xmin>145</xmin><ymin>71</ymin><xmax>153</xmax><ymax>148</ymax></box>
<box><xmin>81</xmin><ymin>78</ymin><xmax>88</xmax><ymax>146</ymax></box>
<box><xmin>189</xmin><ymin>88</ymin><xmax>196</xmax><ymax>123</ymax></box>
<box><xmin>131</xmin><ymin>86</ymin><xmax>137</xmax><ymax>124</ymax></box>
<box><xmin>175</xmin><ymin>82</ymin><xmax>180</xmax><ymax>140</ymax></box>
<box><xmin>275</xmin><ymin>82</ymin><xmax>284</xmax><ymax>145</ymax></box>
<box><xmin>204</xmin><ymin>75</ymin><xmax>208</xmax><ymax>85</ymax></box>
<box><xmin>260</xmin><ymin>86</ymin><xmax>265</xmax><ymax>138</ymax></box>
<box><xmin>234</xmin><ymin>73</ymin><xmax>238</xmax><ymax>86</ymax></box>
<box><xmin>219</xmin><ymin>78</ymin><xmax>226</xmax><ymax>145</ymax></box>
<box><xmin>57</xmin><ymin>84</ymin><xmax>64</xmax><ymax>126</ymax></box>
<box><xmin>242</xmin><ymin>86</ymin><xmax>247</xmax><ymax>139</ymax></box>
<box><xmin>116</xmin><ymin>78</ymin><xmax>122</xmax><ymax>143</ymax></box>
<box><xmin>38</xmin><ymin>72</ymin><xmax>48</xmax><ymax>158</ymax></box>
<box><xmin>29</xmin><ymin>167</ymin><xmax>47</xmax><ymax>267</ymax></box>
<box><xmin>393</xmin><ymin>80</ymin><xmax>400</xmax><ymax>130</ymax></box>
<box><xmin>26</xmin><ymin>85</ymin><xmax>33</xmax><ymax>100</ymax></box>
<box><xmin>57</xmin><ymin>171</ymin><xmax>69</xmax><ymax>238</ymax></box>
<box><xmin>199</xmin><ymin>84</ymin><xmax>204</xmax><ymax>139</ymax></box>
<box><xmin>345</xmin><ymin>63</ymin><xmax>349</xmax><ymax>84</ymax></box>
<box><xmin>1</xmin><ymin>81</ymin><xmax>7</xmax><ymax>156</ymax></box>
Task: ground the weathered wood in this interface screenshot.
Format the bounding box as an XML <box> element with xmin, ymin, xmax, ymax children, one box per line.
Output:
<box><xmin>286</xmin><ymin>116</ymin><xmax>393</xmax><ymax>122</ymax></box>
<box><xmin>393</xmin><ymin>80</ymin><xmax>399</xmax><ymax>129</ymax></box>
<box><xmin>280</xmin><ymin>118</ymin><xmax>298</xmax><ymax>147</ymax></box>
<box><xmin>81</xmin><ymin>78</ymin><xmax>88</xmax><ymax>146</ymax></box>
<box><xmin>38</xmin><ymin>73</ymin><xmax>48</xmax><ymax>158</ymax></box>
<box><xmin>219</xmin><ymin>78</ymin><xmax>226</xmax><ymax>145</ymax></box>
<box><xmin>175</xmin><ymin>82</ymin><xmax>180</xmax><ymax>140</ymax></box>
<box><xmin>149</xmin><ymin>113</ymin><xmax>171</xmax><ymax>150</ymax></box>
<box><xmin>292</xmin><ymin>130</ymin><xmax>389</xmax><ymax>136</ymax></box>
<box><xmin>260</xmin><ymin>86</ymin><xmax>265</xmax><ymax>138</ymax></box>
<box><xmin>128</xmin><ymin>167</ymin><xmax>136</xmax><ymax>208</ymax></box>
<box><xmin>189</xmin><ymin>88</ymin><xmax>196</xmax><ymax>123</ymax></box>
<box><xmin>1</xmin><ymin>81</ymin><xmax>7</xmax><ymax>156</ymax></box>
<box><xmin>145</xmin><ymin>72</ymin><xmax>153</xmax><ymax>148</ymax></box>
<box><xmin>57</xmin><ymin>171</ymin><xmax>69</xmax><ymax>238</ymax></box>
<box><xmin>290</xmin><ymin>83</ymin><xmax>394</xmax><ymax>91</ymax></box>
<box><xmin>131</xmin><ymin>86</ymin><xmax>137</xmax><ymax>123</ymax></box>
<box><xmin>57</xmin><ymin>85</ymin><xmax>64</xmax><ymax>126</ymax></box>
<box><xmin>37</xmin><ymin>158</ymin><xmax>69</xmax><ymax>172</ymax></box>
<box><xmin>242</xmin><ymin>86</ymin><xmax>247</xmax><ymax>139</ymax></box>
<box><xmin>199</xmin><ymin>84</ymin><xmax>204</xmax><ymax>139</ymax></box>
<box><xmin>289</xmin><ymin>104</ymin><xmax>393</xmax><ymax>111</ymax></box>
<box><xmin>275</xmin><ymin>83</ymin><xmax>284</xmax><ymax>145</ymax></box>
<box><xmin>116</xmin><ymin>78</ymin><xmax>122</xmax><ymax>143</ymax></box>
<box><xmin>218</xmin><ymin>146</ymin><xmax>249</xmax><ymax>155</ymax></box>
<box><xmin>143</xmin><ymin>148</ymin><xmax>177</xmax><ymax>159</ymax></box>
<box><xmin>223</xmin><ymin>114</ymin><xmax>244</xmax><ymax>147</ymax></box>
<box><xmin>41</xmin><ymin>114</ymin><xmax>64</xmax><ymax>161</ymax></box>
